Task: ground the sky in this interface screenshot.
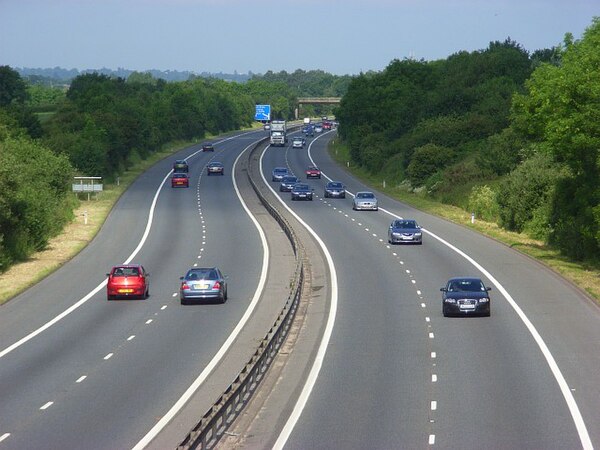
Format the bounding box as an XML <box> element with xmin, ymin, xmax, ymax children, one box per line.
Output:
<box><xmin>0</xmin><ymin>0</ymin><xmax>598</xmax><ymax>76</ymax></box>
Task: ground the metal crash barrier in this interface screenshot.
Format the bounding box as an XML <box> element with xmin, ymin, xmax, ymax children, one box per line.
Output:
<box><xmin>176</xmin><ymin>135</ymin><xmax>306</xmax><ymax>449</ymax></box>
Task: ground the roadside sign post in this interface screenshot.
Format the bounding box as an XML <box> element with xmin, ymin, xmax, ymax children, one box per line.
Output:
<box><xmin>72</xmin><ymin>176</ymin><xmax>103</xmax><ymax>201</ymax></box>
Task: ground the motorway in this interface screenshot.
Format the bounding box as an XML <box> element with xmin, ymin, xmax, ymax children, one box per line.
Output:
<box><xmin>245</xmin><ymin>129</ymin><xmax>600</xmax><ymax>449</ymax></box>
<box><xmin>1</xmin><ymin>126</ymin><xmax>599</xmax><ymax>450</ymax></box>
<box><xmin>0</xmin><ymin>129</ymin><xmax>295</xmax><ymax>449</ymax></box>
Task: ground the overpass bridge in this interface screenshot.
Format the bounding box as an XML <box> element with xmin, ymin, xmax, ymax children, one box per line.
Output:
<box><xmin>295</xmin><ymin>97</ymin><xmax>341</xmax><ymax>118</ymax></box>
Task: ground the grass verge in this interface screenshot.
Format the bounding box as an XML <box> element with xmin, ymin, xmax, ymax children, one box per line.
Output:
<box><xmin>0</xmin><ymin>139</ymin><xmax>202</xmax><ymax>305</ymax></box>
<box><xmin>329</xmin><ymin>138</ymin><xmax>600</xmax><ymax>303</ymax></box>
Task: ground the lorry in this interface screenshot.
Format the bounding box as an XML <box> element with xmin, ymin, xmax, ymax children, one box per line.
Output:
<box><xmin>270</xmin><ymin>120</ymin><xmax>288</xmax><ymax>147</ymax></box>
<box><xmin>303</xmin><ymin>117</ymin><xmax>311</xmax><ymax>125</ymax></box>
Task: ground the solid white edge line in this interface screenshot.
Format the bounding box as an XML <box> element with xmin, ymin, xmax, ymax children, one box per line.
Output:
<box><xmin>132</xmin><ymin>137</ymin><xmax>270</xmax><ymax>450</ymax></box>
<box><xmin>0</xmin><ymin>130</ymin><xmax>258</xmax><ymax>361</ymax></box>
<box><xmin>306</xmin><ymin>137</ymin><xmax>593</xmax><ymax>450</ymax></box>
<box><xmin>261</xmin><ymin>139</ymin><xmax>339</xmax><ymax>450</ymax></box>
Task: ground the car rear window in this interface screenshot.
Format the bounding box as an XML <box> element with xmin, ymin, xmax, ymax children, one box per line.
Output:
<box><xmin>113</xmin><ymin>267</ymin><xmax>139</xmax><ymax>277</ymax></box>
<box><xmin>186</xmin><ymin>269</ymin><xmax>217</xmax><ymax>280</ymax></box>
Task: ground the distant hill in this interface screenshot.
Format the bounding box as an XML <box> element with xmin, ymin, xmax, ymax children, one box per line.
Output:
<box><xmin>16</xmin><ymin>67</ymin><xmax>255</xmax><ymax>85</ymax></box>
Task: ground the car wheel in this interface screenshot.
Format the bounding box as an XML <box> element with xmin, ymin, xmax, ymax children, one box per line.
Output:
<box><xmin>107</xmin><ymin>295</ymin><xmax>114</xmax><ymax>301</ymax></box>
<box><xmin>341</xmin><ymin>194</ymin><xmax>345</xmax><ymax>198</ymax></box>
<box><xmin>181</xmin><ymin>297</ymin><xmax>187</xmax><ymax>305</ymax></box>
<box><xmin>442</xmin><ymin>305</ymin><xmax>448</xmax><ymax>317</ymax></box>
<box><xmin>418</xmin><ymin>241</ymin><xmax>423</xmax><ymax>245</ymax></box>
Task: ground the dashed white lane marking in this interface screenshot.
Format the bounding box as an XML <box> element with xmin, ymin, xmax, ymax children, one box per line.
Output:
<box><xmin>172</xmin><ymin>292</ymin><xmax>178</xmax><ymax>297</ymax></box>
<box><xmin>197</xmin><ymin>255</ymin><xmax>202</xmax><ymax>259</ymax></box>
<box><xmin>411</xmin><ymin>280</ymin><xmax>416</xmax><ymax>284</ymax></box>
<box><xmin>161</xmin><ymin>305</ymin><xmax>167</xmax><ymax>310</ymax></box>
<box><xmin>392</xmin><ymin>252</ymin><xmax>397</xmax><ymax>256</ymax></box>
<box><xmin>134</xmin><ymin>136</ymin><xmax>271</xmax><ymax>450</ymax></box>
<box><xmin>104</xmin><ymin>353</ymin><xmax>113</xmax><ymax>360</ymax></box>
<box><xmin>431</xmin><ymin>401</ymin><xmax>437</xmax><ymax>411</ymax></box>
<box><xmin>0</xmin><ymin>434</ymin><xmax>10</xmax><ymax>442</ymax></box>
<box><xmin>193</xmin><ymin>263</ymin><xmax>198</xmax><ymax>267</ymax></box>
<box><xmin>76</xmin><ymin>375</ymin><xmax>87</xmax><ymax>383</ymax></box>
<box><xmin>406</xmin><ymin>270</ymin><xmax>411</xmax><ymax>274</ymax></box>
<box><xmin>421</xmin><ymin>303</ymin><xmax>427</xmax><ymax>308</ymax></box>
<box><xmin>432</xmin><ymin>374</ymin><xmax>438</xmax><ymax>382</ymax></box>
<box><xmin>425</xmin><ymin>317</ymin><xmax>431</xmax><ymax>322</ymax></box>
<box><xmin>417</xmin><ymin>290</ymin><xmax>422</xmax><ymax>295</ymax></box>
<box><xmin>429</xmin><ymin>333</ymin><xmax>435</xmax><ymax>339</ymax></box>
<box><xmin>40</xmin><ymin>402</ymin><xmax>53</xmax><ymax>410</ymax></box>
<box><xmin>431</xmin><ymin>352</ymin><xmax>437</xmax><ymax>359</ymax></box>
<box><xmin>145</xmin><ymin>319</ymin><xmax>153</xmax><ymax>325</ymax></box>
<box><xmin>429</xmin><ymin>434</ymin><xmax>436</xmax><ymax>445</ymax></box>
<box><xmin>128</xmin><ymin>335</ymin><xmax>136</xmax><ymax>341</ymax></box>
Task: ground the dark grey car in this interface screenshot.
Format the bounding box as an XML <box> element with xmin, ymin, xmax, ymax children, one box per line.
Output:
<box><xmin>324</xmin><ymin>181</ymin><xmax>346</xmax><ymax>198</ymax></box>
<box><xmin>441</xmin><ymin>277</ymin><xmax>491</xmax><ymax>317</ymax></box>
<box><xmin>388</xmin><ymin>219</ymin><xmax>423</xmax><ymax>244</ymax></box>
<box><xmin>180</xmin><ymin>267</ymin><xmax>228</xmax><ymax>304</ymax></box>
<box><xmin>291</xmin><ymin>183</ymin><xmax>313</xmax><ymax>201</ymax></box>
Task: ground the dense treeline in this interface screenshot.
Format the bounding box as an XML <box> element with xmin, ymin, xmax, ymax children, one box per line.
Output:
<box><xmin>336</xmin><ymin>20</ymin><xmax>600</xmax><ymax>261</ymax></box>
<box><xmin>0</xmin><ymin>71</ymin><xmax>76</xmax><ymax>270</ymax></box>
<box><xmin>0</xmin><ymin>65</ymin><xmax>347</xmax><ymax>271</ymax></box>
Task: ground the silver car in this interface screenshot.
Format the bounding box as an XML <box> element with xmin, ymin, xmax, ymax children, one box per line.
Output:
<box><xmin>180</xmin><ymin>267</ymin><xmax>228</xmax><ymax>304</ymax></box>
<box><xmin>388</xmin><ymin>219</ymin><xmax>423</xmax><ymax>244</ymax></box>
<box><xmin>353</xmin><ymin>191</ymin><xmax>378</xmax><ymax>211</ymax></box>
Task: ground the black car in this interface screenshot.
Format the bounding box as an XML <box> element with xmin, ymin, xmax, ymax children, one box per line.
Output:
<box><xmin>388</xmin><ymin>219</ymin><xmax>422</xmax><ymax>244</ymax></box>
<box><xmin>173</xmin><ymin>159</ymin><xmax>188</xmax><ymax>173</ymax></box>
<box><xmin>324</xmin><ymin>181</ymin><xmax>346</xmax><ymax>198</ymax></box>
<box><xmin>291</xmin><ymin>183</ymin><xmax>313</xmax><ymax>201</ymax></box>
<box><xmin>441</xmin><ymin>277</ymin><xmax>491</xmax><ymax>317</ymax></box>
<box><xmin>280</xmin><ymin>175</ymin><xmax>298</xmax><ymax>192</ymax></box>
<box><xmin>202</xmin><ymin>143</ymin><xmax>215</xmax><ymax>152</ymax></box>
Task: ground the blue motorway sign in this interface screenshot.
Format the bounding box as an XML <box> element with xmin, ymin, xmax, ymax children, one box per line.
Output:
<box><xmin>254</xmin><ymin>104</ymin><xmax>271</xmax><ymax>121</ymax></box>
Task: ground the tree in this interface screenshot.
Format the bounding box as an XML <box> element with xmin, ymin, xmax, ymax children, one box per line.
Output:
<box><xmin>0</xmin><ymin>66</ymin><xmax>28</xmax><ymax>106</ymax></box>
<box><xmin>511</xmin><ymin>18</ymin><xmax>600</xmax><ymax>259</ymax></box>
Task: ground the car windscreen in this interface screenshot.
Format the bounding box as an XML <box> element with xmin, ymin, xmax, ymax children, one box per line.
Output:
<box><xmin>357</xmin><ymin>193</ymin><xmax>374</xmax><ymax>198</ymax></box>
<box><xmin>449</xmin><ymin>280</ymin><xmax>485</xmax><ymax>292</ymax></box>
<box><xmin>395</xmin><ymin>220</ymin><xmax>416</xmax><ymax>229</ymax></box>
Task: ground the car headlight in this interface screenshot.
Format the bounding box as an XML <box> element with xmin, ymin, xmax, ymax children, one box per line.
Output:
<box><xmin>479</xmin><ymin>298</ymin><xmax>490</xmax><ymax>303</ymax></box>
<box><xmin>414</xmin><ymin>232</ymin><xmax>422</xmax><ymax>236</ymax></box>
<box><xmin>444</xmin><ymin>298</ymin><xmax>456</xmax><ymax>303</ymax></box>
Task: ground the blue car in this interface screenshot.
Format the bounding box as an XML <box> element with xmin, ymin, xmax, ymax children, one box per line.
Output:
<box><xmin>271</xmin><ymin>167</ymin><xmax>289</xmax><ymax>182</ymax></box>
<box><xmin>280</xmin><ymin>175</ymin><xmax>299</xmax><ymax>192</ymax></box>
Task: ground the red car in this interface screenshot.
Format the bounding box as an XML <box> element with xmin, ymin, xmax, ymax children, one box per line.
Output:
<box><xmin>106</xmin><ymin>264</ymin><xmax>149</xmax><ymax>300</ymax></box>
<box><xmin>171</xmin><ymin>173</ymin><xmax>189</xmax><ymax>188</ymax></box>
<box><xmin>322</xmin><ymin>121</ymin><xmax>332</xmax><ymax>130</ymax></box>
<box><xmin>305</xmin><ymin>166</ymin><xmax>321</xmax><ymax>179</ymax></box>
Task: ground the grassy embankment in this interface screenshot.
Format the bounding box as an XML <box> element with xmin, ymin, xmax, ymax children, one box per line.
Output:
<box><xmin>329</xmin><ymin>138</ymin><xmax>600</xmax><ymax>303</ymax></box>
<box><xmin>0</xmin><ymin>124</ymin><xmax>261</xmax><ymax>305</ymax></box>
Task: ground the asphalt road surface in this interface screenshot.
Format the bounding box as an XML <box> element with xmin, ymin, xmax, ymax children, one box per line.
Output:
<box><xmin>256</xmin><ymin>130</ymin><xmax>599</xmax><ymax>450</ymax></box>
<box><xmin>0</xmin><ymin>129</ymin><xmax>289</xmax><ymax>449</ymax></box>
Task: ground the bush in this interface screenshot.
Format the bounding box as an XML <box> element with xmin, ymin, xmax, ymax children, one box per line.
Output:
<box><xmin>407</xmin><ymin>144</ymin><xmax>454</xmax><ymax>187</ymax></box>
<box><xmin>496</xmin><ymin>152</ymin><xmax>565</xmax><ymax>233</ymax></box>
<box><xmin>468</xmin><ymin>185</ymin><xmax>499</xmax><ymax>222</ymax></box>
